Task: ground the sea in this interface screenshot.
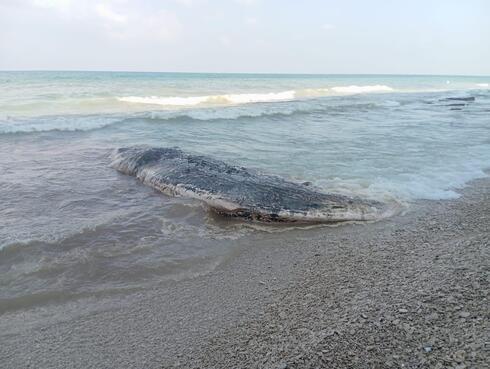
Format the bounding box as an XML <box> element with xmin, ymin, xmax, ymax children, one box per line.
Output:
<box><xmin>1</xmin><ymin>71</ymin><xmax>489</xmax><ymax>313</ymax></box>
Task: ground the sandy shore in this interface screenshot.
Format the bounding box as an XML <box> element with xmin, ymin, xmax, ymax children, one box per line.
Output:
<box><xmin>1</xmin><ymin>178</ymin><xmax>488</xmax><ymax>369</ymax></box>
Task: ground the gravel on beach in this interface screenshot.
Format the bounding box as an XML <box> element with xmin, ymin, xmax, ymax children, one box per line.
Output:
<box><xmin>169</xmin><ymin>179</ymin><xmax>489</xmax><ymax>369</ymax></box>
<box><xmin>1</xmin><ymin>180</ymin><xmax>488</xmax><ymax>369</ymax></box>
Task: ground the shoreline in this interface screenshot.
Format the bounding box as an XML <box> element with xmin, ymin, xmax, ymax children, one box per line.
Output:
<box><xmin>179</xmin><ymin>178</ymin><xmax>489</xmax><ymax>369</ymax></box>
<box><xmin>1</xmin><ymin>177</ymin><xmax>489</xmax><ymax>368</ymax></box>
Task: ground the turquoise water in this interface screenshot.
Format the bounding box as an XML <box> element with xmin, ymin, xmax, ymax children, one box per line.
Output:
<box><xmin>1</xmin><ymin>72</ymin><xmax>488</xmax><ymax>117</ymax></box>
<box><xmin>0</xmin><ymin>72</ymin><xmax>489</xmax><ymax>311</ymax></box>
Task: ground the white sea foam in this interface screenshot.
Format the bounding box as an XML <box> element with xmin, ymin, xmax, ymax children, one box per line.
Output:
<box><xmin>118</xmin><ymin>90</ymin><xmax>296</xmax><ymax>107</ymax></box>
<box><xmin>224</xmin><ymin>91</ymin><xmax>296</xmax><ymax>103</ymax></box>
<box><xmin>331</xmin><ymin>85</ymin><xmax>394</xmax><ymax>94</ymax></box>
<box><xmin>376</xmin><ymin>100</ymin><xmax>401</xmax><ymax>107</ymax></box>
<box><xmin>120</xmin><ymin>95</ymin><xmax>209</xmax><ymax>106</ymax></box>
<box><xmin>118</xmin><ymin>86</ymin><xmax>395</xmax><ymax>108</ymax></box>
<box><xmin>476</xmin><ymin>83</ymin><xmax>489</xmax><ymax>87</ymax></box>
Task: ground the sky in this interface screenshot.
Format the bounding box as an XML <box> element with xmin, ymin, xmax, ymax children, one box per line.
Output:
<box><xmin>0</xmin><ymin>0</ymin><xmax>489</xmax><ymax>75</ymax></box>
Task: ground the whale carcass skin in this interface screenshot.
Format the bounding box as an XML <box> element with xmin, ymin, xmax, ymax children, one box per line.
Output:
<box><xmin>111</xmin><ymin>146</ymin><xmax>395</xmax><ymax>223</ymax></box>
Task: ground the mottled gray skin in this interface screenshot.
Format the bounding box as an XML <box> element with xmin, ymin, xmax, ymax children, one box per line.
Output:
<box><xmin>111</xmin><ymin>146</ymin><xmax>388</xmax><ymax>223</ymax></box>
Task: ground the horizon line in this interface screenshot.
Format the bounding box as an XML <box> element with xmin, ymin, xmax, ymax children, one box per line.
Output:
<box><xmin>1</xmin><ymin>69</ymin><xmax>489</xmax><ymax>78</ymax></box>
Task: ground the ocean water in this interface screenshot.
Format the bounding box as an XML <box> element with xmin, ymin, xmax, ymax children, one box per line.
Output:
<box><xmin>1</xmin><ymin>71</ymin><xmax>489</xmax><ymax>312</ymax></box>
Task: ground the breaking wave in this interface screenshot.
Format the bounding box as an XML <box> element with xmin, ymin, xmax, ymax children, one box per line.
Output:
<box><xmin>117</xmin><ymin>85</ymin><xmax>394</xmax><ymax>108</ymax></box>
<box><xmin>0</xmin><ymin>115</ymin><xmax>122</xmax><ymax>134</ymax></box>
<box><xmin>6</xmin><ymin>86</ymin><xmax>487</xmax><ymax>135</ymax></box>
<box><xmin>331</xmin><ymin>85</ymin><xmax>394</xmax><ymax>94</ymax></box>
<box><xmin>0</xmin><ymin>93</ymin><xmax>396</xmax><ymax>134</ymax></box>
<box><xmin>118</xmin><ymin>91</ymin><xmax>297</xmax><ymax>107</ymax></box>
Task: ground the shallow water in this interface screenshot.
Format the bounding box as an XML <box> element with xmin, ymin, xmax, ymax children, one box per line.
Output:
<box><xmin>1</xmin><ymin>72</ymin><xmax>489</xmax><ymax>311</ymax></box>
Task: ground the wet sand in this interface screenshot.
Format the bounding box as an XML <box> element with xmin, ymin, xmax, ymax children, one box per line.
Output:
<box><xmin>1</xmin><ymin>178</ymin><xmax>488</xmax><ymax>369</ymax></box>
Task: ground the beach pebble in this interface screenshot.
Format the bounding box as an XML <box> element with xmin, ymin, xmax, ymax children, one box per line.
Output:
<box><xmin>453</xmin><ymin>350</ymin><xmax>466</xmax><ymax>362</ymax></box>
<box><xmin>426</xmin><ymin>312</ymin><xmax>439</xmax><ymax>320</ymax></box>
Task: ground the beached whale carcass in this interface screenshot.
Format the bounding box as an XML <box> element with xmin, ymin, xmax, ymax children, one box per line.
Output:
<box><xmin>111</xmin><ymin>146</ymin><xmax>395</xmax><ymax>223</ymax></box>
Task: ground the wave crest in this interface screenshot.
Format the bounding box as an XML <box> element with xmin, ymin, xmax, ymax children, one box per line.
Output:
<box><xmin>117</xmin><ymin>85</ymin><xmax>394</xmax><ymax>108</ymax></box>
<box><xmin>0</xmin><ymin>115</ymin><xmax>121</xmax><ymax>134</ymax></box>
<box><xmin>118</xmin><ymin>90</ymin><xmax>296</xmax><ymax>107</ymax></box>
<box><xmin>331</xmin><ymin>85</ymin><xmax>394</xmax><ymax>94</ymax></box>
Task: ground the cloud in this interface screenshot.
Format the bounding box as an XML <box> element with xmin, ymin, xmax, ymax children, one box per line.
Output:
<box><xmin>139</xmin><ymin>10</ymin><xmax>182</xmax><ymax>42</ymax></box>
<box><xmin>173</xmin><ymin>0</ymin><xmax>195</xmax><ymax>7</ymax></box>
<box><xmin>95</xmin><ymin>4</ymin><xmax>127</xmax><ymax>24</ymax></box>
<box><xmin>321</xmin><ymin>23</ymin><xmax>335</xmax><ymax>30</ymax></box>
<box><xmin>31</xmin><ymin>0</ymin><xmax>79</xmax><ymax>17</ymax></box>
<box><xmin>29</xmin><ymin>0</ymin><xmax>181</xmax><ymax>42</ymax></box>
<box><xmin>32</xmin><ymin>0</ymin><xmax>72</xmax><ymax>10</ymax></box>
<box><xmin>101</xmin><ymin>9</ymin><xmax>182</xmax><ymax>42</ymax></box>
<box><xmin>31</xmin><ymin>0</ymin><xmax>89</xmax><ymax>19</ymax></box>
<box><xmin>219</xmin><ymin>35</ymin><xmax>232</xmax><ymax>47</ymax></box>
<box><xmin>245</xmin><ymin>17</ymin><xmax>258</xmax><ymax>25</ymax></box>
<box><xmin>234</xmin><ymin>0</ymin><xmax>259</xmax><ymax>5</ymax></box>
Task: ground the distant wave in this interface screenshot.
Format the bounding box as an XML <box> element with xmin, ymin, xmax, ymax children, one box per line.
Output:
<box><xmin>118</xmin><ymin>91</ymin><xmax>297</xmax><ymax>107</ymax></box>
<box><xmin>331</xmin><ymin>85</ymin><xmax>394</xmax><ymax>94</ymax></box>
<box><xmin>0</xmin><ymin>105</ymin><xmax>313</xmax><ymax>134</ymax></box>
<box><xmin>476</xmin><ymin>83</ymin><xmax>489</xmax><ymax>87</ymax></box>
<box><xmin>11</xmin><ymin>86</ymin><xmax>474</xmax><ymax>135</ymax></box>
<box><xmin>0</xmin><ymin>96</ymin><xmax>406</xmax><ymax>135</ymax></box>
<box><xmin>117</xmin><ymin>85</ymin><xmax>395</xmax><ymax>108</ymax></box>
<box><xmin>0</xmin><ymin>115</ymin><xmax>122</xmax><ymax>134</ymax></box>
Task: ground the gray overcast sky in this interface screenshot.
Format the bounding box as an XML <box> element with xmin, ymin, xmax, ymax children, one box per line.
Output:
<box><xmin>1</xmin><ymin>0</ymin><xmax>489</xmax><ymax>74</ymax></box>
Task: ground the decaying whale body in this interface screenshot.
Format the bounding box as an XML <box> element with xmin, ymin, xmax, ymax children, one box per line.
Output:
<box><xmin>111</xmin><ymin>146</ymin><xmax>395</xmax><ymax>223</ymax></box>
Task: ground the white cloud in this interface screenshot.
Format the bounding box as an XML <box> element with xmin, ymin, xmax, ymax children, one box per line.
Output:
<box><xmin>245</xmin><ymin>17</ymin><xmax>258</xmax><ymax>25</ymax></box>
<box><xmin>95</xmin><ymin>4</ymin><xmax>127</xmax><ymax>24</ymax></box>
<box><xmin>174</xmin><ymin>0</ymin><xmax>195</xmax><ymax>7</ymax></box>
<box><xmin>32</xmin><ymin>0</ymin><xmax>72</xmax><ymax>10</ymax></box>
<box><xmin>103</xmin><ymin>9</ymin><xmax>182</xmax><ymax>42</ymax></box>
<box><xmin>30</xmin><ymin>0</ymin><xmax>181</xmax><ymax>42</ymax></box>
<box><xmin>140</xmin><ymin>10</ymin><xmax>182</xmax><ymax>42</ymax></box>
<box><xmin>31</xmin><ymin>0</ymin><xmax>89</xmax><ymax>19</ymax></box>
<box><xmin>219</xmin><ymin>35</ymin><xmax>231</xmax><ymax>47</ymax></box>
<box><xmin>321</xmin><ymin>23</ymin><xmax>335</xmax><ymax>30</ymax></box>
<box><xmin>234</xmin><ymin>0</ymin><xmax>259</xmax><ymax>5</ymax></box>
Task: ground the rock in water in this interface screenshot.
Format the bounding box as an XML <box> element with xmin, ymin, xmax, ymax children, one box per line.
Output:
<box><xmin>440</xmin><ymin>96</ymin><xmax>475</xmax><ymax>102</ymax></box>
<box><xmin>111</xmin><ymin>146</ymin><xmax>397</xmax><ymax>223</ymax></box>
